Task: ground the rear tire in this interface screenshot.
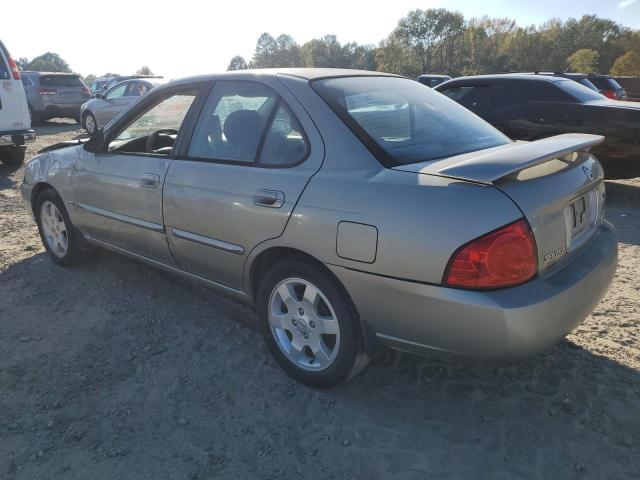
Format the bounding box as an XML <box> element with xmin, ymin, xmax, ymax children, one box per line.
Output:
<box><xmin>29</xmin><ymin>106</ymin><xmax>43</xmax><ymax>126</ymax></box>
<box><xmin>257</xmin><ymin>257</ymin><xmax>368</xmax><ymax>387</ymax></box>
<box><xmin>0</xmin><ymin>145</ymin><xmax>26</xmax><ymax>166</ymax></box>
<box><xmin>35</xmin><ymin>188</ymin><xmax>90</xmax><ymax>266</ymax></box>
<box><xmin>83</xmin><ymin>112</ymin><xmax>97</xmax><ymax>134</ymax></box>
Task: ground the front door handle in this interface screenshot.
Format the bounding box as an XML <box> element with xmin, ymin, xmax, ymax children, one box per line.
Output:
<box><xmin>253</xmin><ymin>189</ymin><xmax>284</xmax><ymax>208</ymax></box>
<box><xmin>140</xmin><ymin>173</ymin><xmax>160</xmax><ymax>188</ymax></box>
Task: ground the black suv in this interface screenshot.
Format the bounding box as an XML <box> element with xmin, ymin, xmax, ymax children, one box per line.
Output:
<box><xmin>435</xmin><ymin>74</ymin><xmax>640</xmax><ymax>178</ymax></box>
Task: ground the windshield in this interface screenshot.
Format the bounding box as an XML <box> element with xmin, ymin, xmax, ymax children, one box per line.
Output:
<box><xmin>312</xmin><ymin>76</ymin><xmax>509</xmax><ymax>166</ymax></box>
<box><xmin>557</xmin><ymin>79</ymin><xmax>605</xmax><ymax>102</ymax></box>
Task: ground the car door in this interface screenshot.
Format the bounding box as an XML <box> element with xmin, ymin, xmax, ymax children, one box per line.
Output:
<box><xmin>96</xmin><ymin>82</ymin><xmax>130</xmax><ymax>125</ymax></box>
<box><xmin>163</xmin><ymin>78</ymin><xmax>324</xmax><ymax>290</ymax></box>
<box><xmin>73</xmin><ymin>83</ymin><xmax>202</xmax><ymax>265</ymax></box>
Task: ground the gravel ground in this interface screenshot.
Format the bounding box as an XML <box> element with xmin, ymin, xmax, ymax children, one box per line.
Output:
<box><xmin>1</xmin><ymin>120</ymin><xmax>639</xmax><ymax>480</ymax></box>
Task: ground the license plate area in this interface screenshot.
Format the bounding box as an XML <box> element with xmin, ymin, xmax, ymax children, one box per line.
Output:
<box><xmin>564</xmin><ymin>188</ymin><xmax>600</xmax><ymax>249</ymax></box>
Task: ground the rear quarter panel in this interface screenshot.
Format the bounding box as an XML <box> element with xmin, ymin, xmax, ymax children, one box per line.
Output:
<box><xmin>247</xmin><ymin>75</ymin><xmax>523</xmax><ymax>286</ymax></box>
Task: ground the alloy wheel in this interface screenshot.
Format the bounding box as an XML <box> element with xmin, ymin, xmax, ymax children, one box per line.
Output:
<box><xmin>268</xmin><ymin>277</ymin><xmax>341</xmax><ymax>371</ymax></box>
<box><xmin>40</xmin><ymin>200</ymin><xmax>69</xmax><ymax>258</ymax></box>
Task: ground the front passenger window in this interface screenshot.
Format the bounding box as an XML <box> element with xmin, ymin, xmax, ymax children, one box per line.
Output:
<box><xmin>106</xmin><ymin>83</ymin><xmax>127</xmax><ymax>99</ymax></box>
<box><xmin>107</xmin><ymin>89</ymin><xmax>197</xmax><ymax>154</ymax></box>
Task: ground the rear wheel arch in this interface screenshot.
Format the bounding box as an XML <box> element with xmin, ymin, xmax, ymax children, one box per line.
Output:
<box><xmin>248</xmin><ymin>246</ymin><xmax>380</xmax><ymax>357</ymax></box>
<box><xmin>249</xmin><ymin>247</ymin><xmax>328</xmax><ymax>303</ymax></box>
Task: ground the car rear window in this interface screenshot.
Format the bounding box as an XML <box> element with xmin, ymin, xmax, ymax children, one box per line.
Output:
<box><xmin>557</xmin><ymin>79</ymin><xmax>604</xmax><ymax>102</ymax></box>
<box><xmin>312</xmin><ymin>76</ymin><xmax>509</xmax><ymax>166</ymax></box>
<box><xmin>589</xmin><ymin>77</ymin><xmax>622</xmax><ymax>91</ymax></box>
<box><xmin>577</xmin><ymin>78</ymin><xmax>599</xmax><ymax>91</ymax></box>
<box><xmin>40</xmin><ymin>75</ymin><xmax>84</xmax><ymax>87</ymax></box>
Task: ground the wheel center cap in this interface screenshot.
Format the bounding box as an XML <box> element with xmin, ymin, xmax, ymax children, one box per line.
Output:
<box><xmin>296</xmin><ymin>318</ymin><xmax>309</xmax><ymax>333</ymax></box>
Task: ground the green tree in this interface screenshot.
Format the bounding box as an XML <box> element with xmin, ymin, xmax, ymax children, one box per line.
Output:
<box><xmin>393</xmin><ymin>9</ymin><xmax>464</xmax><ymax>74</ymax></box>
<box><xmin>251</xmin><ymin>33</ymin><xmax>278</xmax><ymax>68</ymax></box>
<box><xmin>610</xmin><ymin>51</ymin><xmax>640</xmax><ymax>76</ymax></box>
<box><xmin>83</xmin><ymin>74</ymin><xmax>97</xmax><ymax>86</ymax></box>
<box><xmin>567</xmin><ymin>48</ymin><xmax>600</xmax><ymax>73</ymax></box>
<box><xmin>19</xmin><ymin>52</ymin><xmax>71</xmax><ymax>72</ymax></box>
<box><xmin>376</xmin><ymin>33</ymin><xmax>420</xmax><ymax>76</ymax></box>
<box><xmin>274</xmin><ymin>34</ymin><xmax>302</xmax><ymax>67</ymax></box>
<box><xmin>135</xmin><ymin>66</ymin><xmax>153</xmax><ymax>75</ymax></box>
<box><xmin>227</xmin><ymin>55</ymin><xmax>248</xmax><ymax>71</ymax></box>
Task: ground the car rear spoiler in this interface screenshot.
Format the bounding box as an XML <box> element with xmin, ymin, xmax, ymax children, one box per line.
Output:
<box><xmin>436</xmin><ymin>134</ymin><xmax>604</xmax><ymax>184</ymax></box>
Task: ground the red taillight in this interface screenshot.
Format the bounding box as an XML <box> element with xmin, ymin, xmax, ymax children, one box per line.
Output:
<box><xmin>444</xmin><ymin>219</ymin><xmax>537</xmax><ymax>289</ymax></box>
<box><xmin>38</xmin><ymin>88</ymin><xmax>57</xmax><ymax>95</ymax></box>
<box><xmin>601</xmin><ymin>89</ymin><xmax>616</xmax><ymax>100</ymax></box>
<box><xmin>7</xmin><ymin>56</ymin><xmax>20</xmax><ymax>80</ymax></box>
<box><xmin>81</xmin><ymin>86</ymin><xmax>90</xmax><ymax>94</ymax></box>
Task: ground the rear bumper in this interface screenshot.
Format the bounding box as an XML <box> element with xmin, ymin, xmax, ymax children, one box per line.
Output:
<box><xmin>34</xmin><ymin>103</ymin><xmax>85</xmax><ymax>119</ymax></box>
<box><xmin>0</xmin><ymin>129</ymin><xmax>36</xmax><ymax>146</ymax></box>
<box><xmin>329</xmin><ymin>222</ymin><xmax>618</xmax><ymax>360</ymax></box>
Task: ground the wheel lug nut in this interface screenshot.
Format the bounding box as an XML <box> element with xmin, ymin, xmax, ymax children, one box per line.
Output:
<box><xmin>302</xmin><ymin>333</ymin><xmax>309</xmax><ymax>339</ymax></box>
<box><xmin>298</xmin><ymin>308</ymin><xmax>304</xmax><ymax>316</ymax></box>
<box><xmin>292</xmin><ymin>319</ymin><xmax>297</xmax><ymax>326</ymax></box>
<box><xmin>309</xmin><ymin>321</ymin><xmax>316</xmax><ymax>328</ymax></box>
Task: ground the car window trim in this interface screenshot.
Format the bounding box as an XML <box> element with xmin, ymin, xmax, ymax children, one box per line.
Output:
<box><xmin>174</xmin><ymin>79</ymin><xmax>311</xmax><ymax>169</ymax></box>
<box><xmin>100</xmin><ymin>81</ymin><xmax>208</xmax><ymax>159</ymax></box>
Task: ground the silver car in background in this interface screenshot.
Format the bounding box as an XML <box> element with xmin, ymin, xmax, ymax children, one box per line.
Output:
<box><xmin>80</xmin><ymin>79</ymin><xmax>157</xmax><ymax>134</ymax></box>
<box><xmin>21</xmin><ymin>69</ymin><xmax>617</xmax><ymax>387</ymax></box>
<box><xmin>21</xmin><ymin>72</ymin><xmax>91</xmax><ymax>124</ymax></box>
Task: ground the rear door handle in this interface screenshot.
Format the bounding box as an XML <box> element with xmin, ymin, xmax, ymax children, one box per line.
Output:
<box><xmin>253</xmin><ymin>189</ymin><xmax>284</xmax><ymax>208</ymax></box>
<box><xmin>140</xmin><ymin>173</ymin><xmax>160</xmax><ymax>188</ymax></box>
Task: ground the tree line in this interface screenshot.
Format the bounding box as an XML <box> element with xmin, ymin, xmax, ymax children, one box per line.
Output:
<box><xmin>16</xmin><ymin>53</ymin><xmax>154</xmax><ymax>86</ymax></box>
<box><xmin>228</xmin><ymin>9</ymin><xmax>640</xmax><ymax>77</ymax></box>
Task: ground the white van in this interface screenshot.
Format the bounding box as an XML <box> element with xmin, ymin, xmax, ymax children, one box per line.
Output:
<box><xmin>0</xmin><ymin>39</ymin><xmax>34</xmax><ymax>166</ymax></box>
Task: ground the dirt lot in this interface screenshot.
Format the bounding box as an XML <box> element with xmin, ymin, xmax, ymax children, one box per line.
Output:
<box><xmin>1</xmin><ymin>121</ymin><xmax>639</xmax><ymax>480</ymax></box>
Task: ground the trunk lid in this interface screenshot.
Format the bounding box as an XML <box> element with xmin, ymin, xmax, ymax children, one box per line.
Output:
<box><xmin>394</xmin><ymin>134</ymin><xmax>607</xmax><ymax>273</ymax></box>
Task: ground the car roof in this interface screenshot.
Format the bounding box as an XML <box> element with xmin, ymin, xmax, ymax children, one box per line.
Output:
<box><xmin>166</xmin><ymin>68</ymin><xmax>397</xmax><ymax>86</ymax></box>
<box><xmin>417</xmin><ymin>74</ymin><xmax>450</xmax><ymax>78</ymax></box>
<box><xmin>527</xmin><ymin>71</ymin><xmax>588</xmax><ymax>79</ymax></box>
<box><xmin>437</xmin><ymin>73</ymin><xmax>568</xmax><ymax>87</ymax></box>
<box><xmin>22</xmin><ymin>71</ymin><xmax>80</xmax><ymax>76</ymax></box>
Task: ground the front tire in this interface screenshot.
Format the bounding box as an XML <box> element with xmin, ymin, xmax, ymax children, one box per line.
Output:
<box><xmin>83</xmin><ymin>111</ymin><xmax>97</xmax><ymax>134</ymax></box>
<box><xmin>35</xmin><ymin>189</ymin><xmax>87</xmax><ymax>266</ymax></box>
<box><xmin>257</xmin><ymin>258</ymin><xmax>367</xmax><ymax>387</ymax></box>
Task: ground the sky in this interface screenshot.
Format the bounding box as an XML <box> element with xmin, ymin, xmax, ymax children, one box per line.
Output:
<box><xmin>2</xmin><ymin>0</ymin><xmax>639</xmax><ymax>80</ymax></box>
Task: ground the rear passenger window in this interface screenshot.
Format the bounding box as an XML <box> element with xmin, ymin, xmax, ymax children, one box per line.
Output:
<box><xmin>259</xmin><ymin>104</ymin><xmax>308</xmax><ymax>165</ymax></box>
<box><xmin>526</xmin><ymin>81</ymin><xmax>569</xmax><ymax>102</ymax></box>
<box><xmin>188</xmin><ymin>81</ymin><xmax>308</xmax><ymax>166</ymax></box>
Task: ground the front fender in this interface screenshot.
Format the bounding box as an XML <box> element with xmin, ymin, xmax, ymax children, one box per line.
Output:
<box><xmin>23</xmin><ymin>145</ymin><xmax>84</xmax><ymax>222</ymax></box>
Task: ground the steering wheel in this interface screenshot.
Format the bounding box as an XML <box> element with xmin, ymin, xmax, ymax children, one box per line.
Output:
<box><xmin>146</xmin><ymin>128</ymin><xmax>179</xmax><ymax>153</ymax></box>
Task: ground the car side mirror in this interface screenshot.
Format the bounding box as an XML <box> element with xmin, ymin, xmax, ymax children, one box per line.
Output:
<box><xmin>84</xmin><ymin>127</ymin><xmax>105</xmax><ymax>153</ymax></box>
